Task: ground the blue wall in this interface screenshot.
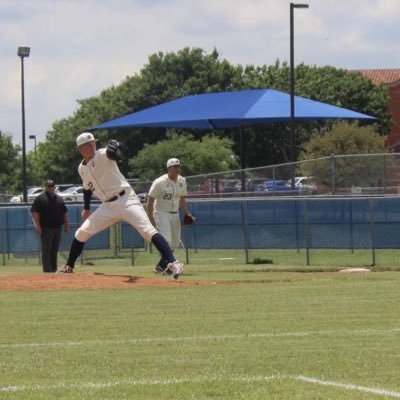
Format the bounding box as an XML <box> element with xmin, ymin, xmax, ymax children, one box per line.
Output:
<box><xmin>1</xmin><ymin>197</ymin><xmax>400</xmax><ymax>254</ymax></box>
<box><xmin>182</xmin><ymin>197</ymin><xmax>400</xmax><ymax>250</ymax></box>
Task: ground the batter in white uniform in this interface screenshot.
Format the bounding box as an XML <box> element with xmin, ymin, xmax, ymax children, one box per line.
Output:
<box><xmin>147</xmin><ymin>158</ymin><xmax>193</xmax><ymax>273</ymax></box>
<box><xmin>59</xmin><ymin>132</ymin><xmax>184</xmax><ymax>279</ymax></box>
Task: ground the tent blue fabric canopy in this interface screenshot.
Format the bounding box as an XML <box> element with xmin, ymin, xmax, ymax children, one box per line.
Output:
<box><xmin>91</xmin><ymin>88</ymin><xmax>376</xmax><ymax>131</ymax></box>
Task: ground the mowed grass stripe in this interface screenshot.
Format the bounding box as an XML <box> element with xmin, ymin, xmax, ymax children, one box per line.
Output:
<box><xmin>2</xmin><ymin>374</ymin><xmax>400</xmax><ymax>398</ymax></box>
<box><xmin>1</xmin><ymin>269</ymin><xmax>399</xmax><ymax>399</ymax></box>
<box><xmin>1</xmin><ymin>327</ymin><xmax>400</xmax><ymax>349</ymax></box>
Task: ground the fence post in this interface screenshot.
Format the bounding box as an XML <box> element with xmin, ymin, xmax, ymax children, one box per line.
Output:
<box><xmin>331</xmin><ymin>154</ymin><xmax>336</xmax><ymax>194</ymax></box>
<box><xmin>294</xmin><ymin>200</ymin><xmax>300</xmax><ymax>253</ymax></box>
<box><xmin>114</xmin><ymin>224</ymin><xmax>119</xmax><ymax>257</ymax></box>
<box><xmin>181</xmin><ymin>224</ymin><xmax>190</xmax><ymax>265</ymax></box>
<box><xmin>369</xmin><ymin>198</ymin><xmax>376</xmax><ymax>266</ymax></box>
<box><xmin>303</xmin><ymin>199</ymin><xmax>310</xmax><ymax>266</ymax></box>
<box><xmin>0</xmin><ymin>209</ymin><xmax>5</xmax><ymax>265</ymax></box>
<box><xmin>349</xmin><ymin>200</ymin><xmax>354</xmax><ymax>253</ymax></box>
<box><xmin>1</xmin><ymin>209</ymin><xmax>4</xmax><ymax>265</ymax></box>
<box><xmin>240</xmin><ymin>200</ymin><xmax>250</xmax><ymax>264</ymax></box>
<box><xmin>383</xmin><ymin>154</ymin><xmax>387</xmax><ymax>194</ymax></box>
<box><xmin>131</xmin><ymin>225</ymin><xmax>135</xmax><ymax>267</ymax></box>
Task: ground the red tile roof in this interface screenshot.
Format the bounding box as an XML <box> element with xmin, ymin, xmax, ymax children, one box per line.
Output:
<box><xmin>356</xmin><ymin>69</ymin><xmax>400</xmax><ymax>85</ymax></box>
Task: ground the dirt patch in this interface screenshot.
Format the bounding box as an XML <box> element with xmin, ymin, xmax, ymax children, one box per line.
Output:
<box><xmin>0</xmin><ymin>273</ymin><xmax>219</xmax><ymax>291</ymax></box>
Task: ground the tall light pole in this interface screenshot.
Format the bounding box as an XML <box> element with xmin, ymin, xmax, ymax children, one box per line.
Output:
<box><xmin>29</xmin><ymin>134</ymin><xmax>37</xmax><ymax>155</ymax></box>
<box><xmin>290</xmin><ymin>3</ymin><xmax>308</xmax><ymax>186</ymax></box>
<box><xmin>18</xmin><ymin>46</ymin><xmax>30</xmax><ymax>203</ymax></box>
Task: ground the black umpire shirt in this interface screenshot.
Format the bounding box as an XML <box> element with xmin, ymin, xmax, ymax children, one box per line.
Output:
<box><xmin>30</xmin><ymin>192</ymin><xmax>68</xmax><ymax>228</ymax></box>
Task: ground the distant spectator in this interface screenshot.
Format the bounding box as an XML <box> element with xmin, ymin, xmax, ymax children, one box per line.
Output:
<box><xmin>31</xmin><ymin>179</ymin><xmax>69</xmax><ymax>273</ymax></box>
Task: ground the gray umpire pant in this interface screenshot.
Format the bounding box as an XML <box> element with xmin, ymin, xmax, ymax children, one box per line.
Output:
<box><xmin>41</xmin><ymin>226</ymin><xmax>62</xmax><ymax>273</ymax></box>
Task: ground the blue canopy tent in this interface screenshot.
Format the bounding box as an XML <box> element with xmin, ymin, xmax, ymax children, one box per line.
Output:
<box><xmin>91</xmin><ymin>88</ymin><xmax>376</xmax><ymax>173</ymax></box>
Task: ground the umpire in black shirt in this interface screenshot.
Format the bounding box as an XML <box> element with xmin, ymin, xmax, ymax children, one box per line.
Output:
<box><xmin>31</xmin><ymin>180</ymin><xmax>69</xmax><ymax>273</ymax></box>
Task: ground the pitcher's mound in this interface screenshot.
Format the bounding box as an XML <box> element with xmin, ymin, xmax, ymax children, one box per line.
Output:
<box><xmin>0</xmin><ymin>273</ymin><xmax>221</xmax><ymax>291</ymax></box>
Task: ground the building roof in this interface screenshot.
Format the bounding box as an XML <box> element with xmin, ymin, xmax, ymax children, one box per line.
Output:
<box><xmin>357</xmin><ymin>69</ymin><xmax>400</xmax><ymax>85</ymax></box>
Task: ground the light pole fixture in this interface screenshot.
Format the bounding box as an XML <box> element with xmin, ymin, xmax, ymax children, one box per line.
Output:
<box><xmin>17</xmin><ymin>46</ymin><xmax>30</xmax><ymax>202</ymax></box>
<box><xmin>29</xmin><ymin>134</ymin><xmax>37</xmax><ymax>155</ymax></box>
<box><xmin>289</xmin><ymin>3</ymin><xmax>308</xmax><ymax>186</ymax></box>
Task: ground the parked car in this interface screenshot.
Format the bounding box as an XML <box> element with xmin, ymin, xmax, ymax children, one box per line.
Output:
<box><xmin>219</xmin><ymin>179</ymin><xmax>240</xmax><ymax>193</ymax></box>
<box><xmin>55</xmin><ymin>184</ymin><xmax>78</xmax><ymax>194</ymax></box>
<box><xmin>293</xmin><ymin>176</ymin><xmax>318</xmax><ymax>194</ymax></box>
<box><xmin>234</xmin><ymin>178</ymin><xmax>267</xmax><ymax>192</ymax></box>
<box><xmin>187</xmin><ymin>183</ymin><xmax>211</xmax><ymax>198</ymax></box>
<box><xmin>9</xmin><ymin>186</ymin><xmax>43</xmax><ymax>203</ymax></box>
<box><xmin>253</xmin><ymin>179</ymin><xmax>299</xmax><ymax>194</ymax></box>
<box><xmin>58</xmin><ymin>186</ymin><xmax>84</xmax><ymax>202</ymax></box>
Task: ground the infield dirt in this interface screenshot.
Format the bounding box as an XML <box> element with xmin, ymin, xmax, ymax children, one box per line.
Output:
<box><xmin>0</xmin><ymin>273</ymin><xmax>219</xmax><ymax>291</ymax></box>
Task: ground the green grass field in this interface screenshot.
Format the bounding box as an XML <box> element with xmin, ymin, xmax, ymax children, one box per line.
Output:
<box><xmin>1</xmin><ymin>251</ymin><xmax>400</xmax><ymax>399</ymax></box>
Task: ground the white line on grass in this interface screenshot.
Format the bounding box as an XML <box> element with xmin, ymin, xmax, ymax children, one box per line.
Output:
<box><xmin>0</xmin><ymin>375</ymin><xmax>279</xmax><ymax>393</ymax></box>
<box><xmin>1</xmin><ymin>327</ymin><xmax>399</xmax><ymax>349</ymax></box>
<box><xmin>293</xmin><ymin>375</ymin><xmax>400</xmax><ymax>398</ymax></box>
<box><xmin>1</xmin><ymin>375</ymin><xmax>400</xmax><ymax>398</ymax></box>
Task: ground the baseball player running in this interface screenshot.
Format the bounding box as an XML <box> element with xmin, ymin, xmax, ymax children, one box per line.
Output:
<box><xmin>58</xmin><ymin>132</ymin><xmax>184</xmax><ymax>279</ymax></box>
<box><xmin>147</xmin><ymin>158</ymin><xmax>194</xmax><ymax>274</ymax></box>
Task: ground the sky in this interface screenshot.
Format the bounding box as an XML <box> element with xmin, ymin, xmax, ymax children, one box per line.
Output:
<box><xmin>1</xmin><ymin>0</ymin><xmax>400</xmax><ymax>151</ymax></box>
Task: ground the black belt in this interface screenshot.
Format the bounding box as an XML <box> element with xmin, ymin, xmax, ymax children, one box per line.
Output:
<box><xmin>105</xmin><ymin>190</ymin><xmax>125</xmax><ymax>202</ymax></box>
<box><xmin>169</xmin><ymin>211</ymin><xmax>178</xmax><ymax>214</ymax></box>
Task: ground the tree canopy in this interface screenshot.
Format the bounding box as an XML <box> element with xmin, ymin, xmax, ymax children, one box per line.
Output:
<box><xmin>3</xmin><ymin>47</ymin><xmax>392</xmax><ymax>191</ymax></box>
<box><xmin>0</xmin><ymin>131</ymin><xmax>20</xmax><ymax>192</ymax></box>
<box><xmin>129</xmin><ymin>132</ymin><xmax>238</xmax><ymax>182</ymax></box>
<box><xmin>299</xmin><ymin>121</ymin><xmax>387</xmax><ymax>188</ymax></box>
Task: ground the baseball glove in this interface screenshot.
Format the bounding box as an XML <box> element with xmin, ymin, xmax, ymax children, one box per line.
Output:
<box><xmin>183</xmin><ymin>213</ymin><xmax>195</xmax><ymax>225</ymax></box>
<box><xmin>58</xmin><ymin>265</ymin><xmax>74</xmax><ymax>273</ymax></box>
<box><xmin>106</xmin><ymin>139</ymin><xmax>125</xmax><ymax>161</ymax></box>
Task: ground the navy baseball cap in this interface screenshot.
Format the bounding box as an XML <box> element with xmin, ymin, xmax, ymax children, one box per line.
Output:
<box><xmin>45</xmin><ymin>179</ymin><xmax>55</xmax><ymax>187</ymax></box>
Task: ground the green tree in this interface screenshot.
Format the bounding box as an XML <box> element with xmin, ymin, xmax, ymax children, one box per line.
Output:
<box><xmin>35</xmin><ymin>48</ymin><xmax>242</xmax><ymax>183</ymax></box>
<box><xmin>29</xmin><ymin>49</ymin><xmax>390</xmax><ymax>184</ymax></box>
<box><xmin>223</xmin><ymin>61</ymin><xmax>391</xmax><ymax>168</ymax></box>
<box><xmin>129</xmin><ymin>133</ymin><xmax>238</xmax><ymax>181</ymax></box>
<box><xmin>299</xmin><ymin>121</ymin><xmax>387</xmax><ymax>188</ymax></box>
<box><xmin>0</xmin><ymin>131</ymin><xmax>20</xmax><ymax>193</ymax></box>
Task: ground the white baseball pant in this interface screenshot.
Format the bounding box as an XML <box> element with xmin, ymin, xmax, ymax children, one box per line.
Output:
<box><xmin>154</xmin><ymin>210</ymin><xmax>181</xmax><ymax>250</ymax></box>
<box><xmin>75</xmin><ymin>188</ymin><xmax>157</xmax><ymax>243</ymax></box>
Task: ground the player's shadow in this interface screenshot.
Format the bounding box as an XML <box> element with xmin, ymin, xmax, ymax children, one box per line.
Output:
<box><xmin>93</xmin><ymin>272</ymin><xmax>140</xmax><ymax>284</ymax></box>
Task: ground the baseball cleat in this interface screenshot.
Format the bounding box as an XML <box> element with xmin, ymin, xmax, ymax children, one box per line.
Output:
<box><xmin>168</xmin><ymin>260</ymin><xmax>184</xmax><ymax>280</ymax></box>
<box><xmin>154</xmin><ymin>265</ymin><xmax>173</xmax><ymax>276</ymax></box>
<box><xmin>58</xmin><ymin>265</ymin><xmax>74</xmax><ymax>273</ymax></box>
<box><xmin>153</xmin><ymin>265</ymin><xmax>164</xmax><ymax>274</ymax></box>
<box><xmin>153</xmin><ymin>265</ymin><xmax>172</xmax><ymax>275</ymax></box>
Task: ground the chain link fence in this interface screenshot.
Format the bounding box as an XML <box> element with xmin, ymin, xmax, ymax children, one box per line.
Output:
<box><xmin>182</xmin><ymin>153</ymin><xmax>400</xmax><ymax>199</ymax></box>
<box><xmin>2</xmin><ymin>153</ymin><xmax>400</xmax><ymax>268</ymax></box>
